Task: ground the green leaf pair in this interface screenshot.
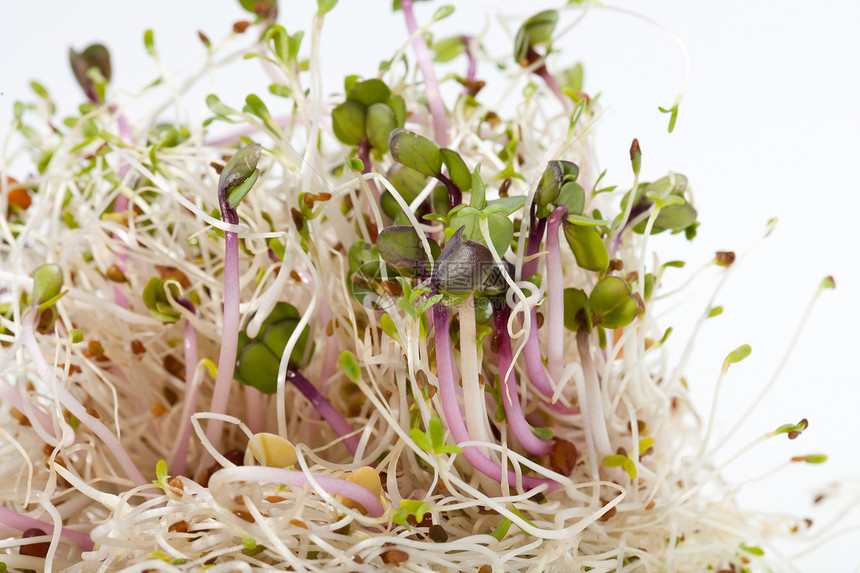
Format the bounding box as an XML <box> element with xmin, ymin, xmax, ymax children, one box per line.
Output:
<box><xmin>32</xmin><ymin>264</ymin><xmax>66</xmax><ymax>311</ymax></box>
<box><xmin>69</xmin><ymin>44</ymin><xmax>111</xmax><ymax>102</ymax></box>
<box><xmin>389</xmin><ymin>129</ymin><xmax>472</xmax><ymax>196</ymax></box>
<box><xmin>622</xmin><ymin>173</ymin><xmax>698</xmax><ymax>237</ymax></box>
<box><xmin>219</xmin><ymin>143</ymin><xmax>262</xmax><ymax>210</ymax></box>
<box><xmin>234</xmin><ymin>303</ymin><xmax>312</xmax><ymax>394</ymax></box>
<box><xmin>264</xmin><ymin>25</ymin><xmax>303</xmax><ymax>68</ymax></box>
<box><xmin>332</xmin><ymin>79</ymin><xmax>405</xmax><ymax>151</ymax></box>
<box><xmin>142</xmin><ymin>276</ymin><xmax>181</xmax><ymax>323</ymax></box>
<box><xmin>514</xmin><ymin>10</ymin><xmax>558</xmax><ymax>65</ymax></box>
<box><xmin>410</xmin><ymin>416</ymin><xmax>462</xmax><ymax>455</ymax></box>
<box><xmin>563</xmin><ymin>276</ymin><xmax>638</xmax><ymax>333</ymax></box>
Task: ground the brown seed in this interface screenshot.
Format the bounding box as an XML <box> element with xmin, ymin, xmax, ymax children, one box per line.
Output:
<box><xmin>210</xmin><ymin>161</ymin><xmax>224</xmax><ymax>174</ymax></box>
<box><xmin>290</xmin><ymin>207</ymin><xmax>304</xmax><ymax>231</ymax></box>
<box><xmin>163</xmin><ymin>355</ymin><xmax>185</xmax><ymax>379</ymax></box>
<box><xmin>157</xmin><ymin>265</ymin><xmax>192</xmax><ymax>289</ymax></box>
<box><xmin>598</xmin><ymin>503</ymin><xmax>616</xmax><ymax>522</ymax></box>
<box><xmin>715</xmin><ymin>251</ymin><xmax>736</xmax><ymax>267</ymax></box>
<box><xmin>7</xmin><ymin>177</ymin><xmax>32</xmax><ymax>211</ymax></box>
<box><xmin>645</xmin><ymin>500</ymin><xmax>655</xmax><ymax>510</ymax></box>
<box><xmin>233</xmin><ymin>510</ymin><xmax>255</xmax><ymax>523</ymax></box>
<box><xmin>549</xmin><ymin>439</ymin><xmax>578</xmax><ymax>476</ymax></box>
<box><xmin>380</xmin><ymin>280</ymin><xmax>403</xmax><ymax>297</ymax></box>
<box><xmin>289</xmin><ymin>269</ymin><xmax>302</xmax><ymax>282</ymax></box>
<box><xmin>353</xmin><ymin>555</ymin><xmax>364</xmax><ymax>564</ymax></box>
<box><xmin>609</xmin><ymin>259</ymin><xmax>623</xmax><ymax>272</ymax></box>
<box><xmin>233</xmin><ymin>20</ymin><xmax>251</xmax><ymax>34</ymax></box>
<box><xmin>428</xmin><ymin>524</ymin><xmax>448</xmax><ymax>543</ymax></box>
<box><xmin>380</xmin><ymin>549</ymin><xmax>409</xmax><ymax>565</ymax></box>
<box><xmin>197</xmin><ymin>31</ymin><xmax>211</xmax><ymax>47</ymax></box>
<box><xmin>478</xmin><ymin>566</ymin><xmax>492</xmax><ymax>573</ymax></box>
<box><xmin>85</xmin><ymin>407</ymin><xmax>100</xmax><ymax>419</ymax></box>
<box><xmin>289</xmin><ymin>519</ymin><xmax>308</xmax><ymax>529</ymax></box>
<box><xmin>168</xmin><ymin>520</ymin><xmax>189</xmax><ymax>533</ymax></box>
<box><xmin>20</xmin><ymin>527</ymin><xmax>50</xmax><ymax>558</ymax></box>
<box><xmin>264</xmin><ymin>495</ymin><xmax>286</xmax><ymax>503</ymax></box>
<box><xmin>87</xmin><ymin>340</ymin><xmax>105</xmax><ymax>356</ymax></box>
<box><xmin>499</xmin><ymin>178</ymin><xmax>512</xmax><ymax>197</ymax></box>
<box><xmin>105</xmin><ymin>264</ymin><xmax>127</xmax><ymax>283</ymax></box>
<box><xmin>10</xmin><ymin>407</ymin><xmax>31</xmax><ymax>426</ymax></box>
<box><xmin>43</xmin><ymin>443</ymin><xmax>54</xmax><ymax>456</ymax></box>
<box><xmin>150</xmin><ymin>402</ymin><xmax>166</xmax><ymax>417</ymax></box>
<box><xmin>64</xmin><ymin>363</ymin><xmax>82</xmax><ymax>374</ymax></box>
<box><xmin>168</xmin><ymin>477</ymin><xmax>184</xmax><ymax>491</ymax></box>
<box><xmin>131</xmin><ymin>339</ymin><xmax>146</xmax><ymax>355</ymax></box>
<box><xmin>535</xmin><ymin>312</ymin><xmax>544</xmax><ymax>328</ymax></box>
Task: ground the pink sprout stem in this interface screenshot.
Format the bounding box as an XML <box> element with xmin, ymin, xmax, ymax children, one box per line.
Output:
<box><xmin>432</xmin><ymin>304</ymin><xmax>555</xmax><ymax>491</ymax></box>
<box><xmin>22</xmin><ymin>311</ymin><xmax>145</xmax><ymax>485</ymax></box>
<box><xmin>205</xmin><ymin>214</ymin><xmax>241</xmax><ymax>454</ymax></box>
<box><xmin>545</xmin><ymin>206</ymin><xmax>568</xmax><ymax>384</ymax></box>
<box><xmin>0</xmin><ymin>506</ymin><xmax>94</xmax><ymax>552</ymax></box>
<box><xmin>402</xmin><ymin>0</ymin><xmax>448</xmax><ymax>146</ymax></box>
<box><xmin>287</xmin><ymin>370</ymin><xmax>359</xmax><ymax>456</ymax></box>
<box><xmin>494</xmin><ymin>307</ymin><xmax>553</xmax><ymax>456</ymax></box>
<box><xmin>210</xmin><ymin>466</ymin><xmax>383</xmax><ymax>517</ymax></box>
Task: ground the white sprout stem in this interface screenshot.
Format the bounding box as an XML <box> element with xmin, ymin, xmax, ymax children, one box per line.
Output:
<box><xmin>204</xmin><ymin>228</ymin><xmax>241</xmax><ymax>455</ymax></box>
<box><xmin>22</xmin><ymin>310</ymin><xmax>145</xmax><ymax>485</ymax></box>
<box><xmin>576</xmin><ymin>330</ymin><xmax>612</xmax><ymax>460</ymax></box>
<box><xmin>401</xmin><ymin>0</ymin><xmax>448</xmax><ymax>147</ymax></box>
<box><xmin>458</xmin><ymin>295</ymin><xmax>493</xmax><ymax>453</ymax></box>
<box><xmin>699</xmin><ymin>362</ymin><xmax>729</xmax><ymax>458</ymax></box>
<box><xmin>545</xmin><ymin>206</ymin><xmax>568</xmax><ymax>383</ymax></box>
<box><xmin>170</xmin><ymin>319</ymin><xmax>201</xmax><ymax>477</ymax></box>
<box><xmin>711</xmin><ymin>283</ymin><xmax>826</xmax><ymax>455</ymax></box>
<box><xmin>636</xmin><ymin>206</ymin><xmax>661</xmax><ymax>301</ymax></box>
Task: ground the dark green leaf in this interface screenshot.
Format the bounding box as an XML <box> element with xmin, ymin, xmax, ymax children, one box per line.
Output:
<box><xmin>348</xmin><ymin>241</ymin><xmax>380</xmax><ymax>273</ymax></box>
<box><xmin>388</xmin><ymin>94</ymin><xmax>407</xmax><ymax>127</ymax></box>
<box><xmin>470</xmin><ymin>164</ymin><xmax>486</xmax><ymax>210</ymax></box>
<box><xmin>535</xmin><ymin>162</ymin><xmax>562</xmax><ymax>208</ymax></box>
<box><xmin>331</xmin><ymin>100</ymin><xmax>366</xmax><ymax>146</ymax></box>
<box><xmin>365</xmin><ymin>103</ymin><xmax>397</xmax><ymax>152</ymax></box>
<box><xmin>377</xmin><ymin>225</ymin><xmax>426</xmax><ymax>271</ymax></box>
<box><xmin>347</xmin><ymin>79</ymin><xmax>391</xmax><ymax>107</ymax></box>
<box><xmin>562</xmin><ymin>222</ymin><xmax>608</xmax><ymax>271</ymax></box>
<box><xmin>556</xmin><ymin>181</ymin><xmax>585</xmax><ymax>215</ymax></box>
<box><xmin>389</xmin><ymin>129</ymin><xmax>442</xmax><ymax>177</ymax></box>
<box><xmin>440</xmin><ymin>148</ymin><xmax>471</xmax><ymax>193</ymax></box>
<box><xmin>219</xmin><ymin>143</ymin><xmax>262</xmax><ymax>208</ymax></box>
<box><xmin>236</xmin><ymin>342</ymin><xmax>280</xmax><ymax>393</ymax></box>
<box><xmin>262</xmin><ymin>319</ymin><xmax>310</xmax><ymax>366</ymax></box>
<box><xmin>563</xmin><ymin>288</ymin><xmax>589</xmax><ymax>332</ymax></box>
<box><xmin>388</xmin><ymin>163</ymin><xmax>427</xmax><ymax>202</ymax></box>
<box><xmin>483</xmin><ymin>196</ymin><xmax>526</xmax><ymax>216</ymax></box>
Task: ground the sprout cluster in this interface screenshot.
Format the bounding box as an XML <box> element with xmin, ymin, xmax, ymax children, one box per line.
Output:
<box><xmin>0</xmin><ymin>1</ymin><xmax>836</xmax><ymax>572</ymax></box>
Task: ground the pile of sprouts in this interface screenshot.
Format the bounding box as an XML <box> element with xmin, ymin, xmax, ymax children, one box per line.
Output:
<box><xmin>0</xmin><ymin>1</ymin><xmax>836</xmax><ymax>571</ymax></box>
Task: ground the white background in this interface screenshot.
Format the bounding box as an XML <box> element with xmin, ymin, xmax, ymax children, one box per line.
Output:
<box><xmin>2</xmin><ymin>1</ymin><xmax>859</xmax><ymax>570</ymax></box>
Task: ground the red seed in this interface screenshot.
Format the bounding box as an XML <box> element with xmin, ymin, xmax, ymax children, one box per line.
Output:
<box><xmin>20</xmin><ymin>527</ymin><xmax>50</xmax><ymax>558</ymax></box>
